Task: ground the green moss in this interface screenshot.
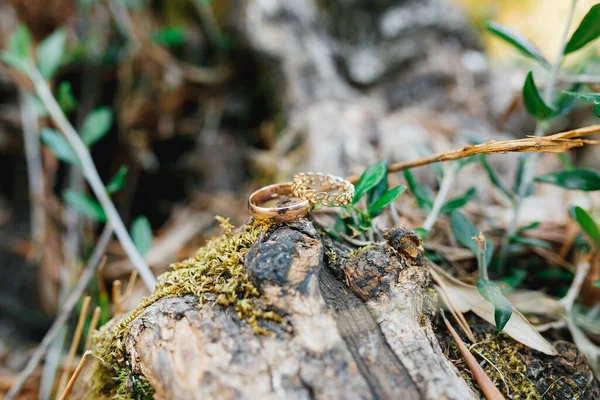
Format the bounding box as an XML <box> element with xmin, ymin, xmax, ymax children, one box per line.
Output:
<box><xmin>449</xmin><ymin>332</ymin><xmax>540</xmax><ymax>399</ymax></box>
<box><xmin>344</xmin><ymin>244</ymin><xmax>375</xmax><ymax>258</ymax></box>
<box><xmin>89</xmin><ymin>217</ymin><xmax>276</xmax><ymax>399</ymax></box>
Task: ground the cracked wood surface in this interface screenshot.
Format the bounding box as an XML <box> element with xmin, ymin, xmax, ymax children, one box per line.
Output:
<box><xmin>115</xmin><ymin>220</ymin><xmax>475</xmax><ymax>399</ymax></box>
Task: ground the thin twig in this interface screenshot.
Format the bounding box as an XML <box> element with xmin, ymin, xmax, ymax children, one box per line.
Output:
<box><xmin>558</xmin><ymin>73</ymin><xmax>600</xmax><ymax>84</ymax></box>
<box><xmin>345</xmin><ymin>124</ymin><xmax>600</xmax><ymax>183</ymax></box>
<box><xmin>55</xmin><ymin>296</ymin><xmax>91</xmax><ymax>399</ymax></box>
<box><xmin>559</xmin><ymin>257</ymin><xmax>592</xmax><ymax>314</ymax></box>
<box><xmin>112</xmin><ymin>280</ymin><xmax>122</xmax><ymax>316</ymax></box>
<box><xmin>6</xmin><ymin>225</ymin><xmax>113</xmax><ymax>400</ymax></box>
<box><xmin>19</xmin><ymin>91</ymin><xmax>45</xmax><ymax>259</ymax></box>
<box><xmin>25</xmin><ymin>64</ymin><xmax>157</xmax><ymax>290</ymax></box>
<box><xmin>84</xmin><ymin>306</ymin><xmax>101</xmax><ymax>351</ymax></box>
<box><xmin>57</xmin><ymin>350</ymin><xmax>92</xmax><ymax>400</ymax></box>
<box><xmin>441</xmin><ymin>310</ymin><xmax>505</xmax><ymax>400</ymax></box>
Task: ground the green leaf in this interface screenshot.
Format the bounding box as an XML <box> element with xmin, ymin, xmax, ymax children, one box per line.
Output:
<box><xmin>131</xmin><ymin>215</ymin><xmax>153</xmax><ymax>257</ymax></box>
<box><xmin>366</xmin><ymin>161</ymin><xmax>389</xmax><ymax>217</ymax></box>
<box><xmin>413</xmin><ymin>227</ymin><xmax>428</xmax><ymax>240</ymax></box>
<box><xmin>510</xmin><ymin>235</ymin><xmax>552</xmax><ymax>249</ymax></box>
<box><xmin>500</xmin><ymin>269</ymin><xmax>527</xmax><ymax>289</ymax></box>
<box><xmin>522</xmin><ymin>71</ymin><xmax>556</xmax><ymax>120</ymax></box>
<box><xmin>561</xmin><ymin>91</ymin><xmax>600</xmax><ymax>106</ymax></box>
<box><xmin>480</xmin><ymin>155</ymin><xmax>514</xmax><ymax>200</ymax></box>
<box><xmin>477</xmin><ymin>279</ymin><xmax>513</xmax><ymax>332</ymax></box>
<box><xmin>514</xmin><ymin>154</ymin><xmax>535</xmax><ymax>197</ymax></box>
<box><xmin>123</xmin><ymin>0</ymin><xmax>145</xmax><ymax>8</ymax></box>
<box><xmin>63</xmin><ymin>190</ymin><xmax>106</xmax><ymax>222</ymax></box>
<box><xmin>57</xmin><ymin>81</ymin><xmax>77</xmax><ymax>113</ymax></box>
<box><xmin>572</xmin><ymin>206</ymin><xmax>600</xmax><ymax>247</ymax></box>
<box><xmin>595</xmin><ymin>279</ymin><xmax>600</xmax><ymax>287</ymax></box>
<box><xmin>8</xmin><ymin>24</ymin><xmax>32</xmax><ymax>59</ymax></box>
<box><xmin>404</xmin><ymin>169</ymin><xmax>434</xmax><ymax>211</ymax></box>
<box><xmin>37</xmin><ymin>29</ymin><xmax>66</xmax><ymax>79</ymax></box>
<box><xmin>152</xmin><ymin>27</ymin><xmax>186</xmax><ymax>46</ymax></box>
<box><xmin>534</xmin><ymin>169</ymin><xmax>600</xmax><ymax>191</ymax></box>
<box><xmin>368</xmin><ymin>185</ymin><xmax>406</xmax><ymax>216</ymax></box>
<box><xmin>517</xmin><ymin>221</ymin><xmax>541</xmax><ymax>233</ymax></box>
<box><xmin>0</xmin><ymin>50</ymin><xmax>27</xmax><ymax>72</ymax></box>
<box><xmin>352</xmin><ymin>162</ymin><xmax>387</xmax><ymax>204</ymax></box>
<box><xmin>40</xmin><ymin>128</ymin><xmax>80</xmax><ymax>165</ymax></box>
<box><xmin>594</xmin><ymin>104</ymin><xmax>600</xmax><ymax>118</ymax></box>
<box><xmin>441</xmin><ymin>187</ymin><xmax>477</xmax><ymax>215</ymax></box>
<box><xmin>564</xmin><ymin>4</ymin><xmax>600</xmax><ymax>54</ymax></box>
<box><xmin>106</xmin><ymin>165</ymin><xmax>129</xmax><ymax>194</ymax></box>
<box><xmin>81</xmin><ymin>107</ymin><xmax>113</xmax><ymax>147</ymax></box>
<box><xmin>555</xmin><ymin>84</ymin><xmax>584</xmax><ymax>116</ymax></box>
<box><xmin>450</xmin><ymin>211</ymin><xmax>493</xmax><ymax>266</ymax></box>
<box><xmin>486</xmin><ymin>22</ymin><xmax>550</xmax><ymax>66</ymax></box>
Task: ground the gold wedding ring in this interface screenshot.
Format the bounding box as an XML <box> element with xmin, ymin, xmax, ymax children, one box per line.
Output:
<box><xmin>248</xmin><ymin>183</ymin><xmax>312</xmax><ymax>222</ymax></box>
<box><xmin>291</xmin><ymin>172</ymin><xmax>354</xmax><ymax>207</ymax></box>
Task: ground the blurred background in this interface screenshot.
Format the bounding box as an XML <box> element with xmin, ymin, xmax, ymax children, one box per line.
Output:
<box><xmin>0</xmin><ymin>0</ymin><xmax>600</xmax><ymax>398</ymax></box>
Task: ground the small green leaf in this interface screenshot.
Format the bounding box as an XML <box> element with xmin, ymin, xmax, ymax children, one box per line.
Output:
<box><xmin>0</xmin><ymin>50</ymin><xmax>27</xmax><ymax>72</ymax></box>
<box><xmin>595</xmin><ymin>279</ymin><xmax>600</xmax><ymax>287</ymax></box>
<box><xmin>131</xmin><ymin>215</ymin><xmax>153</xmax><ymax>257</ymax></box>
<box><xmin>368</xmin><ymin>185</ymin><xmax>406</xmax><ymax>216</ymax></box>
<box><xmin>555</xmin><ymin>84</ymin><xmax>584</xmax><ymax>116</ymax></box>
<box><xmin>564</xmin><ymin>4</ymin><xmax>600</xmax><ymax>54</ymax></box>
<box><xmin>57</xmin><ymin>81</ymin><xmax>77</xmax><ymax>113</ymax></box>
<box><xmin>514</xmin><ymin>154</ymin><xmax>535</xmax><ymax>197</ymax></box>
<box><xmin>8</xmin><ymin>24</ymin><xmax>32</xmax><ymax>59</ymax></box>
<box><xmin>152</xmin><ymin>27</ymin><xmax>186</xmax><ymax>46</ymax></box>
<box><xmin>441</xmin><ymin>187</ymin><xmax>477</xmax><ymax>215</ymax></box>
<box><xmin>486</xmin><ymin>22</ymin><xmax>550</xmax><ymax>66</ymax></box>
<box><xmin>477</xmin><ymin>279</ymin><xmax>513</xmax><ymax>332</ymax></box>
<box><xmin>63</xmin><ymin>190</ymin><xmax>106</xmax><ymax>222</ymax></box>
<box><xmin>106</xmin><ymin>165</ymin><xmax>129</xmax><ymax>194</ymax></box>
<box><xmin>413</xmin><ymin>227</ymin><xmax>428</xmax><ymax>240</ymax></box>
<box><xmin>510</xmin><ymin>235</ymin><xmax>552</xmax><ymax>249</ymax></box>
<box><xmin>517</xmin><ymin>221</ymin><xmax>541</xmax><ymax>233</ymax></box>
<box><xmin>522</xmin><ymin>71</ymin><xmax>556</xmax><ymax>120</ymax></box>
<box><xmin>450</xmin><ymin>211</ymin><xmax>493</xmax><ymax>266</ymax></box>
<box><xmin>123</xmin><ymin>0</ymin><xmax>145</xmax><ymax>8</ymax></box>
<box><xmin>500</xmin><ymin>269</ymin><xmax>527</xmax><ymax>289</ymax></box>
<box><xmin>37</xmin><ymin>29</ymin><xmax>66</xmax><ymax>79</ymax></box>
<box><xmin>352</xmin><ymin>162</ymin><xmax>387</xmax><ymax>204</ymax></box>
<box><xmin>594</xmin><ymin>104</ymin><xmax>600</xmax><ymax>118</ymax></box>
<box><xmin>480</xmin><ymin>156</ymin><xmax>514</xmax><ymax>200</ymax></box>
<box><xmin>572</xmin><ymin>206</ymin><xmax>600</xmax><ymax>247</ymax></box>
<box><xmin>561</xmin><ymin>91</ymin><xmax>600</xmax><ymax>106</ymax></box>
<box><xmin>367</xmin><ymin>161</ymin><xmax>388</xmax><ymax>217</ymax></box>
<box><xmin>81</xmin><ymin>107</ymin><xmax>113</xmax><ymax>147</ymax></box>
<box><xmin>534</xmin><ymin>169</ymin><xmax>600</xmax><ymax>191</ymax></box>
<box><xmin>404</xmin><ymin>169</ymin><xmax>434</xmax><ymax>211</ymax></box>
<box><xmin>40</xmin><ymin>128</ymin><xmax>80</xmax><ymax>165</ymax></box>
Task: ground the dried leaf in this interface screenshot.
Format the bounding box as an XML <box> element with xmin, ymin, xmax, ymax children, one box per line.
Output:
<box><xmin>430</xmin><ymin>263</ymin><xmax>557</xmax><ymax>355</ymax></box>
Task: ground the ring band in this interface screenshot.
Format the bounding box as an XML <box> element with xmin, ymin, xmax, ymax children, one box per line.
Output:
<box><xmin>291</xmin><ymin>172</ymin><xmax>354</xmax><ymax>207</ymax></box>
<box><xmin>249</xmin><ymin>183</ymin><xmax>312</xmax><ymax>222</ymax></box>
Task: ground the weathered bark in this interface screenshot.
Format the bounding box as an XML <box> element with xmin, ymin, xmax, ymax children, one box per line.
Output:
<box><xmin>113</xmin><ymin>220</ymin><xmax>474</xmax><ymax>399</ymax></box>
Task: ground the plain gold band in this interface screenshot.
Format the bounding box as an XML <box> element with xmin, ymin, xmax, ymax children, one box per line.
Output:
<box><xmin>248</xmin><ymin>183</ymin><xmax>312</xmax><ymax>222</ymax></box>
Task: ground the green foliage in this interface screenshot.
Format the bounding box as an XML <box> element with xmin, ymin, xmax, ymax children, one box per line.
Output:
<box><xmin>352</xmin><ymin>162</ymin><xmax>387</xmax><ymax>204</ymax></box>
<box><xmin>522</xmin><ymin>71</ymin><xmax>556</xmax><ymax>120</ymax></box>
<box><xmin>485</xmin><ymin>21</ymin><xmax>550</xmax><ymax>66</ymax></box>
<box><xmin>131</xmin><ymin>216</ymin><xmax>153</xmax><ymax>257</ymax></box>
<box><xmin>562</xmin><ymin>91</ymin><xmax>600</xmax><ymax>118</ymax></box>
<box><xmin>152</xmin><ymin>27</ymin><xmax>186</xmax><ymax>47</ymax></box>
<box><xmin>63</xmin><ymin>189</ymin><xmax>107</xmax><ymax>222</ymax></box>
<box><xmin>8</xmin><ymin>24</ymin><xmax>32</xmax><ymax>60</ymax></box>
<box><xmin>367</xmin><ymin>185</ymin><xmax>406</xmax><ymax>216</ymax></box>
<box><xmin>57</xmin><ymin>81</ymin><xmax>77</xmax><ymax>113</ymax></box>
<box><xmin>37</xmin><ymin>29</ymin><xmax>66</xmax><ymax>79</ymax></box>
<box><xmin>40</xmin><ymin>128</ymin><xmax>79</xmax><ymax>165</ymax></box>
<box><xmin>440</xmin><ymin>187</ymin><xmax>476</xmax><ymax>215</ymax></box>
<box><xmin>564</xmin><ymin>3</ymin><xmax>600</xmax><ymax>54</ymax></box>
<box><xmin>81</xmin><ymin>107</ymin><xmax>113</xmax><ymax>147</ymax></box>
<box><xmin>450</xmin><ymin>211</ymin><xmax>493</xmax><ymax>267</ymax></box>
<box><xmin>555</xmin><ymin>84</ymin><xmax>584</xmax><ymax>116</ymax></box>
<box><xmin>510</xmin><ymin>235</ymin><xmax>552</xmax><ymax>249</ymax></box>
<box><xmin>477</xmin><ymin>279</ymin><xmax>513</xmax><ymax>332</ymax></box>
<box><xmin>106</xmin><ymin>166</ymin><xmax>129</xmax><ymax>194</ymax></box>
<box><xmin>480</xmin><ymin>156</ymin><xmax>514</xmax><ymax>200</ymax></box>
<box><xmin>534</xmin><ymin>169</ymin><xmax>600</xmax><ymax>191</ymax></box>
<box><xmin>404</xmin><ymin>169</ymin><xmax>434</xmax><ymax>211</ymax></box>
<box><xmin>571</xmin><ymin>206</ymin><xmax>600</xmax><ymax>247</ymax></box>
<box><xmin>366</xmin><ymin>160</ymin><xmax>389</xmax><ymax>217</ymax></box>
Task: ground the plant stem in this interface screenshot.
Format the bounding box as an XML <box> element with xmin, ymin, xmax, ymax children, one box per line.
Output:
<box><xmin>496</xmin><ymin>0</ymin><xmax>578</xmax><ymax>274</ymax></box>
<box><xmin>423</xmin><ymin>163</ymin><xmax>459</xmax><ymax>232</ymax></box>
<box><xmin>27</xmin><ymin>65</ymin><xmax>157</xmax><ymax>290</ymax></box>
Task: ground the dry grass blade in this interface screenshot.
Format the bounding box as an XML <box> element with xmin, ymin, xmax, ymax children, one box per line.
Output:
<box><xmin>346</xmin><ymin>124</ymin><xmax>600</xmax><ymax>183</ymax></box>
<box><xmin>112</xmin><ymin>280</ymin><xmax>122</xmax><ymax>316</ymax></box>
<box><xmin>84</xmin><ymin>306</ymin><xmax>101</xmax><ymax>351</ymax></box>
<box><xmin>57</xmin><ymin>350</ymin><xmax>92</xmax><ymax>400</ymax></box>
<box><xmin>442</xmin><ymin>310</ymin><xmax>505</xmax><ymax>400</ymax></box>
<box><xmin>429</xmin><ymin>263</ymin><xmax>557</xmax><ymax>355</ymax></box>
<box><xmin>55</xmin><ymin>296</ymin><xmax>91</xmax><ymax>399</ymax></box>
